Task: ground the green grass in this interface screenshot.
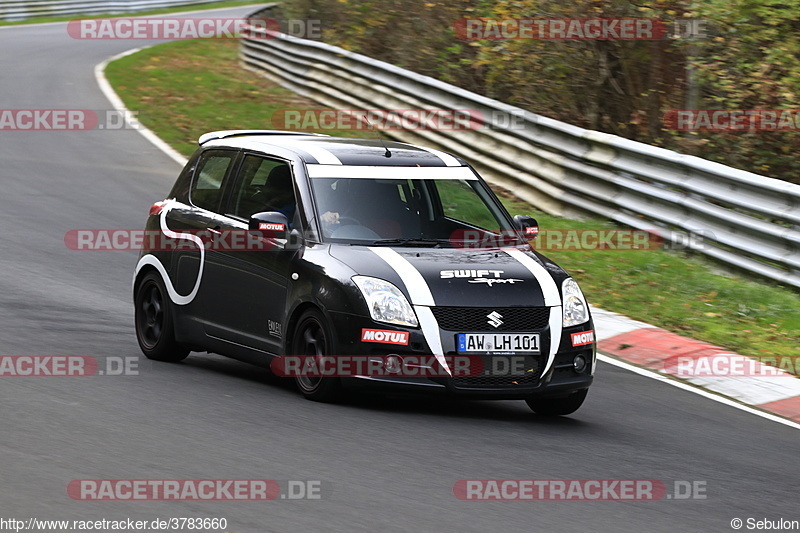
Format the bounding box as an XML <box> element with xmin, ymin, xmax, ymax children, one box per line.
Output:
<box><xmin>105</xmin><ymin>38</ymin><xmax>800</xmax><ymax>368</ymax></box>
<box><xmin>106</xmin><ymin>39</ymin><xmax>379</xmax><ymax>157</ymax></box>
<box><xmin>0</xmin><ymin>0</ymin><xmax>268</xmax><ymax>26</ymax></box>
<box><xmin>497</xmin><ymin>192</ymin><xmax>800</xmax><ymax>360</ymax></box>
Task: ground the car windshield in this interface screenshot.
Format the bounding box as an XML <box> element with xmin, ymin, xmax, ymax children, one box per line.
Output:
<box><xmin>307</xmin><ymin>165</ymin><xmax>523</xmax><ymax>247</ymax></box>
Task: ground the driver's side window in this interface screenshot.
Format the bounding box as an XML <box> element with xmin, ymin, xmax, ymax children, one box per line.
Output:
<box><xmin>230</xmin><ymin>155</ymin><xmax>295</xmax><ymax>221</ymax></box>
<box><xmin>434</xmin><ymin>179</ymin><xmax>498</xmax><ymax>230</ymax></box>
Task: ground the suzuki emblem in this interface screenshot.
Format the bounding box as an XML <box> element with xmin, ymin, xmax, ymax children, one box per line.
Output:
<box><xmin>487</xmin><ymin>311</ymin><xmax>504</xmax><ymax>329</ymax></box>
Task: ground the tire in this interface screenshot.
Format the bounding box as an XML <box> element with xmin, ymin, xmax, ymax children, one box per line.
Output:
<box><xmin>134</xmin><ymin>272</ymin><xmax>190</xmax><ymax>362</ymax></box>
<box><xmin>526</xmin><ymin>389</ymin><xmax>588</xmax><ymax>416</ymax></box>
<box><xmin>291</xmin><ymin>309</ymin><xmax>343</xmax><ymax>402</ymax></box>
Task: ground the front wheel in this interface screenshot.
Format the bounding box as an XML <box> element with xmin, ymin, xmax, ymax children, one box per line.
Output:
<box><xmin>134</xmin><ymin>272</ymin><xmax>189</xmax><ymax>362</ymax></box>
<box><xmin>526</xmin><ymin>389</ymin><xmax>588</xmax><ymax>416</ymax></box>
<box><xmin>292</xmin><ymin>309</ymin><xmax>343</xmax><ymax>402</ymax></box>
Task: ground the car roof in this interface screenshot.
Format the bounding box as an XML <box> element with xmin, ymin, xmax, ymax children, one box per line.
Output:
<box><xmin>198</xmin><ymin>130</ymin><xmax>466</xmax><ymax>167</ymax></box>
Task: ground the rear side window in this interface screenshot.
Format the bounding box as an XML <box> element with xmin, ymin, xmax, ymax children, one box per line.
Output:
<box><xmin>190</xmin><ymin>152</ymin><xmax>235</xmax><ymax>212</ymax></box>
<box><xmin>230</xmin><ymin>156</ymin><xmax>295</xmax><ymax>219</ymax></box>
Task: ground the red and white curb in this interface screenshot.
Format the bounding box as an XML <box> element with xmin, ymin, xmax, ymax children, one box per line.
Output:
<box><xmin>593</xmin><ymin>306</ymin><xmax>800</xmax><ymax>425</ymax></box>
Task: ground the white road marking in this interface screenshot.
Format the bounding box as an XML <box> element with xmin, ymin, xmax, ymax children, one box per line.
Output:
<box><xmin>95</xmin><ymin>47</ymin><xmax>188</xmax><ymax>166</ymax></box>
<box><xmin>589</xmin><ymin>305</ymin><xmax>653</xmax><ymax>341</ymax></box>
<box><xmin>599</xmin><ymin>355</ymin><xmax>800</xmax><ymax>431</ymax></box>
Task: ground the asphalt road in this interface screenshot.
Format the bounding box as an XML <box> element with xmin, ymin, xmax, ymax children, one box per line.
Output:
<box><xmin>0</xmin><ymin>7</ymin><xmax>797</xmax><ymax>532</ymax></box>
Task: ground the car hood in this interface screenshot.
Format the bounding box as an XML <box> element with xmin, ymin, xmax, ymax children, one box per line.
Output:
<box><xmin>329</xmin><ymin>245</ymin><xmax>566</xmax><ymax>308</ymax></box>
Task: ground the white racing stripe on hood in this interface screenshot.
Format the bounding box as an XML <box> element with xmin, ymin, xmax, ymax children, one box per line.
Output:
<box><xmin>133</xmin><ymin>200</ymin><xmax>204</xmax><ymax>306</ymax></box>
<box><xmin>414</xmin><ymin>306</ymin><xmax>449</xmax><ymax>374</ymax></box>
<box><xmin>504</xmin><ymin>248</ymin><xmax>561</xmax><ymax>306</ymax></box>
<box><xmin>544</xmin><ymin>306</ymin><xmax>563</xmax><ymax>377</ymax></box>
<box><xmin>368</xmin><ymin>247</ymin><xmax>450</xmax><ymax>375</ymax></box>
<box><xmin>505</xmin><ymin>248</ymin><xmax>563</xmax><ymax>376</ymax></box>
<box><xmin>368</xmin><ymin>248</ymin><xmax>435</xmax><ymax>306</ymax></box>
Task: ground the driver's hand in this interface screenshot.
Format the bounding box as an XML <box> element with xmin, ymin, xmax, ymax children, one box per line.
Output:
<box><xmin>321</xmin><ymin>211</ymin><xmax>340</xmax><ymax>226</ymax></box>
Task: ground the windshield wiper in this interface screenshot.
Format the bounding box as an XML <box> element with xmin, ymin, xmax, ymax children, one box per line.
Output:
<box><xmin>370</xmin><ymin>238</ymin><xmax>448</xmax><ymax>248</ymax></box>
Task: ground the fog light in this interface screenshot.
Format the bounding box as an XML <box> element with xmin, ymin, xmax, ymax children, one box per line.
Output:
<box><xmin>573</xmin><ymin>355</ymin><xmax>587</xmax><ymax>373</ymax></box>
<box><xmin>385</xmin><ymin>355</ymin><xmax>402</xmax><ymax>374</ymax></box>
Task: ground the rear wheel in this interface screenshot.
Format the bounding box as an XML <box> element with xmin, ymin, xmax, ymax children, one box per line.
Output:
<box><xmin>526</xmin><ymin>389</ymin><xmax>588</xmax><ymax>416</ymax></box>
<box><xmin>134</xmin><ymin>272</ymin><xmax>189</xmax><ymax>362</ymax></box>
<box><xmin>292</xmin><ymin>309</ymin><xmax>343</xmax><ymax>402</ymax></box>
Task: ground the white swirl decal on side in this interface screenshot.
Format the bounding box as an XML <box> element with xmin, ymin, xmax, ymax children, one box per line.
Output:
<box><xmin>133</xmin><ymin>200</ymin><xmax>205</xmax><ymax>306</ymax></box>
<box><xmin>502</xmin><ymin>249</ymin><xmax>560</xmax><ymax>306</ymax></box>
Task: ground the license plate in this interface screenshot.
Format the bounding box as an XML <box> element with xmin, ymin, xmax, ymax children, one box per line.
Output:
<box><xmin>457</xmin><ymin>333</ymin><xmax>540</xmax><ymax>354</ymax></box>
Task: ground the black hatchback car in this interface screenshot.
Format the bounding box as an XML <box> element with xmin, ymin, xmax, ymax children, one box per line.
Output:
<box><xmin>133</xmin><ymin>131</ymin><xmax>595</xmax><ymax>415</ymax></box>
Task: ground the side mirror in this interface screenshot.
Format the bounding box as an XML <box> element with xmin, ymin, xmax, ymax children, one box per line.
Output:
<box><xmin>249</xmin><ymin>211</ymin><xmax>289</xmax><ymax>240</ymax></box>
<box><xmin>513</xmin><ymin>215</ymin><xmax>539</xmax><ymax>239</ymax></box>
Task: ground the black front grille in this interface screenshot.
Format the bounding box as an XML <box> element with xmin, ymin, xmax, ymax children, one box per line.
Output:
<box><xmin>452</xmin><ymin>354</ymin><xmax>541</xmax><ymax>388</ymax></box>
<box><xmin>431</xmin><ymin>307</ymin><xmax>550</xmax><ymax>331</ymax></box>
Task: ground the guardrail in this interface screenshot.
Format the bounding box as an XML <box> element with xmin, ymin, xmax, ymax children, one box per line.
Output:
<box><xmin>239</xmin><ymin>8</ymin><xmax>800</xmax><ymax>289</ymax></box>
<box><xmin>0</xmin><ymin>0</ymin><xmax>224</xmax><ymax>21</ymax></box>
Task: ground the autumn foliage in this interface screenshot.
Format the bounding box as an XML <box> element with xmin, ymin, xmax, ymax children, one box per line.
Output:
<box><xmin>278</xmin><ymin>0</ymin><xmax>800</xmax><ymax>184</ymax></box>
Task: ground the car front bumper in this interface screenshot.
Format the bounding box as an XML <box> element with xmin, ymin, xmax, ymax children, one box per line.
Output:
<box><xmin>328</xmin><ymin>309</ymin><xmax>595</xmax><ymax>400</ymax></box>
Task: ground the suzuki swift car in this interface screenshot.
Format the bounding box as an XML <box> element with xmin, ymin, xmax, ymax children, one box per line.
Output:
<box><xmin>133</xmin><ymin>130</ymin><xmax>595</xmax><ymax>415</ymax></box>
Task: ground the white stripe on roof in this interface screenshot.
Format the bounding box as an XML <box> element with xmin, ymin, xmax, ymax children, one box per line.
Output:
<box><xmin>306</xmin><ymin>165</ymin><xmax>475</xmax><ymax>180</ymax></box>
<box><xmin>418</xmin><ymin>146</ymin><xmax>460</xmax><ymax>167</ymax></box>
<box><xmin>278</xmin><ymin>140</ymin><xmax>342</xmax><ymax>165</ymax></box>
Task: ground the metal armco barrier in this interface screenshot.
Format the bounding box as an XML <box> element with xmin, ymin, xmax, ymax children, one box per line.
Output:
<box><xmin>239</xmin><ymin>9</ymin><xmax>800</xmax><ymax>289</ymax></box>
<box><xmin>0</xmin><ymin>0</ymin><xmax>224</xmax><ymax>20</ymax></box>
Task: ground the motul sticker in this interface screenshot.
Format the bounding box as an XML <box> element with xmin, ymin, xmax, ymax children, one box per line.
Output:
<box><xmin>259</xmin><ymin>222</ymin><xmax>285</xmax><ymax>231</ymax></box>
<box><xmin>571</xmin><ymin>330</ymin><xmax>595</xmax><ymax>347</ymax></box>
<box><xmin>526</xmin><ymin>226</ymin><xmax>539</xmax><ymax>235</ymax></box>
<box><xmin>361</xmin><ymin>329</ymin><xmax>410</xmax><ymax>345</ymax></box>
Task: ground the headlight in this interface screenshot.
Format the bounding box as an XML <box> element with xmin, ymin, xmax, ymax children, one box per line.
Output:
<box><xmin>352</xmin><ymin>276</ymin><xmax>419</xmax><ymax>327</ymax></box>
<box><xmin>562</xmin><ymin>277</ymin><xmax>589</xmax><ymax>327</ymax></box>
